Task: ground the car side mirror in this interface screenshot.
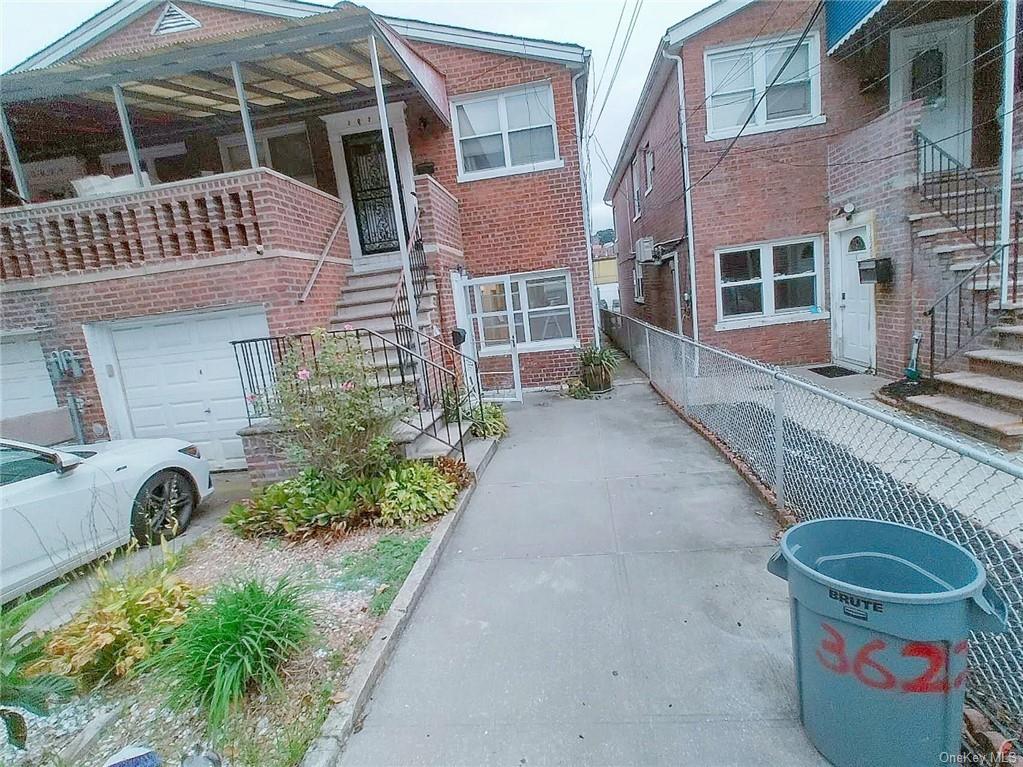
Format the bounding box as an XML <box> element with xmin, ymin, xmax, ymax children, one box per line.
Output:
<box><xmin>54</xmin><ymin>453</ymin><xmax>82</xmax><ymax>475</ymax></box>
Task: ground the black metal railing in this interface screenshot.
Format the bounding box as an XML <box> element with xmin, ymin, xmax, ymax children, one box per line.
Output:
<box><xmin>394</xmin><ymin>321</ymin><xmax>486</xmax><ymax>428</ymax></box>
<box><xmin>231</xmin><ymin>327</ymin><xmax>468</xmax><ymax>461</ymax></box>
<box><xmin>918</xmin><ymin>131</ymin><xmax>1020</xmax><ymax>373</ymax></box>
<box><xmin>408</xmin><ymin>215</ymin><xmax>428</xmax><ymax>307</ymax></box>
<box><xmin>917</xmin><ymin>130</ymin><xmax>1000</xmax><ymax>253</ymax></box>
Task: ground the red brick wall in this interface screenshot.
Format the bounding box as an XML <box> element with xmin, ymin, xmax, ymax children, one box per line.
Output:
<box><xmin>65</xmin><ymin>1</ymin><xmax>286</xmax><ymax>63</ymax></box>
<box><xmin>404</xmin><ymin>41</ymin><xmax>593</xmax><ymax>387</ymax></box>
<box><xmin>416</xmin><ymin>174</ymin><xmax>465</xmax><ymax>342</ymax></box>
<box><xmin>609</xmin><ymin>64</ymin><xmax>689</xmax><ymax>335</ymax></box>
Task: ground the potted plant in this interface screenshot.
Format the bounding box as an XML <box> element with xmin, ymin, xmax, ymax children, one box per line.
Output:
<box><xmin>578</xmin><ymin>345</ymin><xmax>620</xmax><ymax>394</ymax></box>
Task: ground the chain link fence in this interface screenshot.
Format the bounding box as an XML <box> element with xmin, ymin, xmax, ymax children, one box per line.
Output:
<box><xmin>602</xmin><ymin>309</ymin><xmax>1023</xmax><ymax>731</ymax></box>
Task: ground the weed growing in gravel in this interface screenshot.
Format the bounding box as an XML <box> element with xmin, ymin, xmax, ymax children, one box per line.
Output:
<box><xmin>335</xmin><ymin>537</ymin><xmax>429</xmax><ymax>615</ymax></box>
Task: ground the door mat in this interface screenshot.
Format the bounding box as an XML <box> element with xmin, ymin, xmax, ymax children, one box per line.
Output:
<box><xmin>808</xmin><ymin>365</ymin><xmax>858</xmax><ymax>378</ymax></box>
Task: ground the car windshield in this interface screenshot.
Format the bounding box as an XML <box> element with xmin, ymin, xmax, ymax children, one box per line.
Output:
<box><xmin>0</xmin><ymin>445</ymin><xmax>56</xmax><ymax>486</ymax></box>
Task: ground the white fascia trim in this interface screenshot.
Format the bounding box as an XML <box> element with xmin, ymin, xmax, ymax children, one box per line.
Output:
<box><xmin>10</xmin><ymin>0</ymin><xmax>322</xmax><ymax>73</ymax></box>
<box><xmin>664</xmin><ymin>0</ymin><xmax>758</xmax><ymax>48</ymax></box>
<box><xmin>827</xmin><ymin>0</ymin><xmax>890</xmax><ymax>55</ymax></box>
<box><xmin>381</xmin><ymin>16</ymin><xmax>588</xmax><ymax>66</ymax></box>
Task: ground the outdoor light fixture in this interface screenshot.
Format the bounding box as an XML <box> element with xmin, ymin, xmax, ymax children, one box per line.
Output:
<box><xmin>842</xmin><ymin>202</ymin><xmax>856</xmax><ymax>220</ymax></box>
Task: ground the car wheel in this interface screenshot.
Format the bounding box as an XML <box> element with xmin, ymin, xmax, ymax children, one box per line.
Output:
<box><xmin>131</xmin><ymin>469</ymin><xmax>195</xmax><ymax>545</ymax></box>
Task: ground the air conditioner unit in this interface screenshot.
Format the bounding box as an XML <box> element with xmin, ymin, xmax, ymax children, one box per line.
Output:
<box><xmin>635</xmin><ymin>237</ymin><xmax>655</xmax><ymax>263</ymax></box>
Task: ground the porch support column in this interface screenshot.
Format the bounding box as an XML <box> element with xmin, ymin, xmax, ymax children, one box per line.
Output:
<box><xmin>999</xmin><ymin>0</ymin><xmax>1018</xmax><ymax>305</ymax></box>
<box><xmin>368</xmin><ymin>32</ymin><xmax>420</xmax><ymax>334</ymax></box>
<box><xmin>0</xmin><ymin>103</ymin><xmax>30</xmax><ymax>203</ymax></box>
<box><xmin>231</xmin><ymin>61</ymin><xmax>260</xmax><ymax>169</ymax></box>
<box><xmin>112</xmin><ymin>84</ymin><xmax>145</xmax><ymax>187</ymax></box>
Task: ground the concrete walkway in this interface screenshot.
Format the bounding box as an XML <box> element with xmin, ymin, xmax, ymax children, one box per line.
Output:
<box><xmin>341</xmin><ymin>384</ymin><xmax>828</xmax><ymax>766</ymax></box>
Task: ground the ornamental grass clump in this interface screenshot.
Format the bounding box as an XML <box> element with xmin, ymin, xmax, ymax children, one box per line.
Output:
<box><xmin>271</xmin><ymin>328</ymin><xmax>400</xmax><ymax>481</ymax></box>
<box><xmin>147</xmin><ymin>579</ymin><xmax>312</xmax><ymax>733</ymax></box>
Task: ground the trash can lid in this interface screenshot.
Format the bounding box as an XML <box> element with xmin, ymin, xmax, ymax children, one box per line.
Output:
<box><xmin>778</xmin><ymin>518</ymin><xmax>986</xmax><ymax>603</ymax></box>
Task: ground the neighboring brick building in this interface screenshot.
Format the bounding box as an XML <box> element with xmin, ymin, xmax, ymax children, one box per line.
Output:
<box><xmin>605</xmin><ymin>0</ymin><xmax>1015</xmax><ymax>377</ymax></box>
<box><xmin>0</xmin><ymin>0</ymin><xmax>593</xmax><ymax>468</ymax></box>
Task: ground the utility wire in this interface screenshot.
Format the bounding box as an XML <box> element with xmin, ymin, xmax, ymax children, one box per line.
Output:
<box><xmin>590</xmin><ymin>0</ymin><xmax>645</xmax><ymax>136</ymax></box>
<box><xmin>590</xmin><ymin>0</ymin><xmax>630</xmax><ymax>115</ymax></box>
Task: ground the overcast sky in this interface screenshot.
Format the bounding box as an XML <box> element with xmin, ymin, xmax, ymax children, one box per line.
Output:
<box><xmin>0</xmin><ymin>0</ymin><xmax>714</xmax><ymax>231</ymax></box>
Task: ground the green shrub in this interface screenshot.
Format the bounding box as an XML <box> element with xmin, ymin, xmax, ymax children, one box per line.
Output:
<box><xmin>378</xmin><ymin>462</ymin><xmax>458</xmax><ymax>528</ymax></box>
<box><xmin>1</xmin><ymin>592</ymin><xmax>74</xmax><ymax>749</ymax></box>
<box><xmin>224</xmin><ymin>469</ymin><xmax>375</xmax><ymax>540</ymax></box>
<box><xmin>470</xmin><ymin>402</ymin><xmax>508</xmax><ymax>438</ymax></box>
<box><xmin>148</xmin><ymin>579</ymin><xmax>312</xmax><ymax>732</ymax></box>
<box><xmin>564</xmin><ymin>377</ymin><xmax>593</xmax><ymax>399</ymax></box>
<box><xmin>36</xmin><ymin>558</ymin><xmax>197</xmax><ymax>685</ymax></box>
<box><xmin>432</xmin><ymin>456</ymin><xmax>473</xmax><ymax>490</ymax></box>
<box><xmin>336</xmin><ymin>536</ymin><xmax>429</xmax><ymax>615</ymax></box>
<box><xmin>270</xmin><ymin>329</ymin><xmax>400</xmax><ymax>480</ymax></box>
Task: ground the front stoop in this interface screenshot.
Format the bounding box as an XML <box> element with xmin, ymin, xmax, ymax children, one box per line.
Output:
<box><xmin>298</xmin><ymin>436</ymin><xmax>500</xmax><ymax>767</ymax></box>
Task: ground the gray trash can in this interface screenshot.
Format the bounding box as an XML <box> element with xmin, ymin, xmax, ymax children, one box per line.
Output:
<box><xmin>768</xmin><ymin>518</ymin><xmax>1007</xmax><ymax>767</ymax></box>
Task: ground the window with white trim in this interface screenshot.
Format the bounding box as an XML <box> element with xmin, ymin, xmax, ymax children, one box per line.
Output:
<box><xmin>716</xmin><ymin>237</ymin><xmax>820</xmax><ymax>322</ymax></box>
<box><xmin>470</xmin><ymin>271</ymin><xmax>576</xmax><ymax>352</ymax></box>
<box><xmin>631</xmin><ymin>156</ymin><xmax>642</xmax><ymax>218</ymax></box>
<box><xmin>452</xmin><ymin>82</ymin><xmax>562</xmax><ymax>182</ymax></box>
<box><xmin>633</xmin><ymin>263</ymin><xmax>645</xmax><ymax>304</ymax></box>
<box><xmin>218</xmin><ymin>123</ymin><xmax>316</xmax><ymax>187</ymax></box>
<box><xmin>644</xmin><ymin>146</ymin><xmax>654</xmax><ymax>194</ymax></box>
<box><xmin>704</xmin><ymin>33</ymin><xmax>822</xmax><ymax>140</ymax></box>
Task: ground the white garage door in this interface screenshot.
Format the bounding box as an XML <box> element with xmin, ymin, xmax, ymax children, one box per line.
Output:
<box><xmin>109</xmin><ymin>307</ymin><xmax>270</xmax><ymax>470</ymax></box>
<box><xmin>0</xmin><ymin>339</ymin><xmax>58</xmax><ymax>418</ymax></box>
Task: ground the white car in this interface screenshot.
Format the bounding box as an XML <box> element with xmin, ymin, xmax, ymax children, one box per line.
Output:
<box><xmin>0</xmin><ymin>438</ymin><xmax>213</xmax><ymax>603</ymax></box>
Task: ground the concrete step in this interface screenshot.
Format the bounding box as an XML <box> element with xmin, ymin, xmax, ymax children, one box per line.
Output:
<box><xmin>908</xmin><ymin>204</ymin><xmax>1000</xmax><ymax>223</ymax></box>
<box><xmin>934</xmin><ymin>371</ymin><xmax>1023</xmax><ymax>414</ymax></box>
<box><xmin>903</xmin><ymin>394</ymin><xmax>1023</xmax><ymax>449</ymax></box>
<box><xmin>966</xmin><ymin>348</ymin><xmax>1023</xmax><ymax>381</ymax></box>
<box><xmin>916</xmin><ymin>223</ymin><xmax>996</xmax><ymax>238</ymax></box>
<box><xmin>931</xmin><ymin>242</ymin><xmax>985</xmax><ymax>256</ymax></box>
<box><xmin>403</xmin><ymin>420</ymin><xmax>472</xmax><ymax>460</ymax></box>
<box><xmin>339</xmin><ymin>285</ymin><xmax>400</xmax><ymax>307</ymax></box>
<box><xmin>392</xmin><ymin>408</ymin><xmax>442</xmax><ymax>446</ymax></box>
<box><xmin>345</xmin><ymin>269</ymin><xmax>403</xmax><ymax>291</ymax></box>
<box><xmin>333</xmin><ymin>291</ymin><xmax>437</xmax><ymax>325</ymax></box>
<box><xmin>993</xmin><ymin>324</ymin><xmax>1023</xmax><ymax>351</ymax></box>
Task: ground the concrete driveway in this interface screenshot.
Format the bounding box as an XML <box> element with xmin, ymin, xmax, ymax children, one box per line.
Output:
<box><xmin>341</xmin><ymin>385</ymin><xmax>827</xmax><ymax>766</ymax></box>
<box><xmin>22</xmin><ymin>470</ymin><xmax>250</xmax><ymax>634</ymax></box>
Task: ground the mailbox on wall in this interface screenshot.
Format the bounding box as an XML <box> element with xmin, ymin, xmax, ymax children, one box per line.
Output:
<box><xmin>858</xmin><ymin>257</ymin><xmax>893</xmax><ymax>284</ymax></box>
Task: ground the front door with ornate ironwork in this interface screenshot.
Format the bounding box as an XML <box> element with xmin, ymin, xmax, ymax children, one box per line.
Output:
<box><xmin>342</xmin><ymin>129</ymin><xmax>408</xmax><ymax>255</ymax></box>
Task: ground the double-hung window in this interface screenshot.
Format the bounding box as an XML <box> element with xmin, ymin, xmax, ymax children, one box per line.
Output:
<box><xmin>633</xmin><ymin>263</ymin><xmax>646</xmax><ymax>304</ymax></box>
<box><xmin>716</xmin><ymin>236</ymin><xmax>822</xmax><ymax>327</ymax></box>
<box><xmin>631</xmin><ymin>156</ymin><xmax>642</xmax><ymax>218</ymax></box>
<box><xmin>470</xmin><ymin>270</ymin><xmax>577</xmax><ymax>352</ymax></box>
<box><xmin>644</xmin><ymin>147</ymin><xmax>654</xmax><ymax>194</ymax></box>
<box><xmin>452</xmin><ymin>82</ymin><xmax>562</xmax><ymax>182</ymax></box>
<box><xmin>704</xmin><ymin>32</ymin><xmax>822</xmax><ymax>140</ymax></box>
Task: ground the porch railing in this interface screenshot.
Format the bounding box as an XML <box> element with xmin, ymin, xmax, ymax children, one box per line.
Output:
<box><xmin>231</xmin><ymin>326</ymin><xmax>469</xmax><ymax>461</ymax></box>
<box><xmin>0</xmin><ymin>168</ymin><xmax>344</xmax><ymax>281</ymax></box>
<box><xmin>917</xmin><ymin>132</ymin><xmax>1020</xmax><ymax>373</ymax></box>
<box><xmin>601</xmin><ymin>308</ymin><xmax>1023</xmax><ymax>735</ymax></box>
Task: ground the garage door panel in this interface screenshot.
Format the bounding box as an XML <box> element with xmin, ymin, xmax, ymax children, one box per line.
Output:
<box><xmin>108</xmin><ymin>307</ymin><xmax>270</xmax><ymax>470</ymax></box>
<box><xmin>1</xmin><ymin>339</ymin><xmax>59</xmax><ymax>418</ymax></box>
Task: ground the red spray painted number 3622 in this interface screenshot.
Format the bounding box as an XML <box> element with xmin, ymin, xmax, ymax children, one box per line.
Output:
<box><xmin>815</xmin><ymin>623</ymin><xmax>968</xmax><ymax>693</ymax></box>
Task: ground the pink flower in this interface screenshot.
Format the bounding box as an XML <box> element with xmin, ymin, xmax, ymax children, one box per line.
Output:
<box><xmin>296</xmin><ymin>368</ymin><xmax>312</xmax><ymax>381</ymax></box>
<box><xmin>341</xmin><ymin>380</ymin><xmax>355</xmax><ymax>391</ymax></box>
<box><xmin>245</xmin><ymin>393</ymin><xmax>259</xmax><ymax>403</ymax></box>
<box><xmin>343</xmin><ymin>323</ymin><xmax>354</xmax><ymax>331</ymax></box>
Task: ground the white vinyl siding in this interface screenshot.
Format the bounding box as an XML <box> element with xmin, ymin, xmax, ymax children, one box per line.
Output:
<box><xmin>715</xmin><ymin>236</ymin><xmax>823</xmax><ymax>329</ymax></box>
<box><xmin>704</xmin><ymin>32</ymin><xmax>823</xmax><ymax>141</ymax></box>
<box><xmin>451</xmin><ymin>82</ymin><xmax>563</xmax><ymax>182</ymax></box>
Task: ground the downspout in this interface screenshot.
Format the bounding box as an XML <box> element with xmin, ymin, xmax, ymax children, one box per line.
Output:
<box><xmin>662</xmin><ymin>44</ymin><xmax>699</xmax><ymax>341</ymax></box>
<box><xmin>999</xmin><ymin>0</ymin><xmax>1018</xmax><ymax>306</ymax></box>
<box><xmin>573</xmin><ymin>66</ymin><xmax>602</xmax><ymax>348</ymax></box>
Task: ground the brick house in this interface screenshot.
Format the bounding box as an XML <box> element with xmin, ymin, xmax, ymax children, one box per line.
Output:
<box><xmin>0</xmin><ymin>0</ymin><xmax>595</xmax><ymax>470</ymax></box>
<box><xmin>605</xmin><ymin>0</ymin><xmax>1021</xmax><ymax>391</ymax></box>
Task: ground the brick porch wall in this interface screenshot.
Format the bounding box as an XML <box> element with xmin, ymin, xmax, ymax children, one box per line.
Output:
<box><xmin>416</xmin><ymin>174</ymin><xmax>465</xmax><ymax>342</ymax></box>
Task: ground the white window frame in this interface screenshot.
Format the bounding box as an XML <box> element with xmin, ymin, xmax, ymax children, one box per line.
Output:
<box><xmin>450</xmin><ymin>81</ymin><xmax>564</xmax><ymax>183</ymax></box>
<box><xmin>470</xmin><ymin>268</ymin><xmax>578</xmax><ymax>355</ymax></box>
<box><xmin>633</xmin><ymin>262</ymin><xmax>645</xmax><ymax>304</ymax></box>
<box><xmin>714</xmin><ymin>235</ymin><xmax>828</xmax><ymax>331</ymax></box>
<box><xmin>703</xmin><ymin>31</ymin><xmax>824</xmax><ymax>142</ymax></box>
<box><xmin>631</xmin><ymin>156</ymin><xmax>642</xmax><ymax>219</ymax></box>
<box><xmin>216</xmin><ymin>122</ymin><xmax>316</xmax><ymax>185</ymax></box>
<box><xmin>644</xmin><ymin>146</ymin><xmax>654</xmax><ymax>194</ymax></box>
<box><xmin>100</xmin><ymin>141</ymin><xmax>186</xmax><ymax>183</ymax></box>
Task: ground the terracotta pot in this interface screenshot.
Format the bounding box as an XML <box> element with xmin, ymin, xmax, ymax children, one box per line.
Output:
<box><xmin>582</xmin><ymin>366</ymin><xmax>612</xmax><ymax>393</ymax></box>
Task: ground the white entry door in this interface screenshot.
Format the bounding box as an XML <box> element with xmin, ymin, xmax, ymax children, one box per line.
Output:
<box><xmin>95</xmin><ymin>306</ymin><xmax>270</xmax><ymax>470</ymax></box>
<box><xmin>890</xmin><ymin>17</ymin><xmax>974</xmax><ymax>166</ymax></box>
<box><xmin>454</xmin><ymin>273</ymin><xmax>523</xmax><ymax>402</ymax></box>
<box><xmin>833</xmin><ymin>226</ymin><xmax>875</xmax><ymax>372</ymax></box>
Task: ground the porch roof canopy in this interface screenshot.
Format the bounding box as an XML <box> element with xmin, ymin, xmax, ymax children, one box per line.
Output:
<box><xmin>0</xmin><ymin>4</ymin><xmax>449</xmax><ymax>124</ymax></box>
<box><xmin>824</xmin><ymin>0</ymin><xmax>888</xmax><ymax>55</ymax></box>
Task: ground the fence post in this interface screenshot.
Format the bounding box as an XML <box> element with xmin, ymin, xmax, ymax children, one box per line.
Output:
<box><xmin>645</xmin><ymin>326</ymin><xmax>652</xmax><ymax>379</ymax></box>
<box><xmin>679</xmin><ymin>336</ymin><xmax>689</xmax><ymax>412</ymax></box>
<box><xmin>773</xmin><ymin>377</ymin><xmax>786</xmax><ymax>512</ymax></box>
